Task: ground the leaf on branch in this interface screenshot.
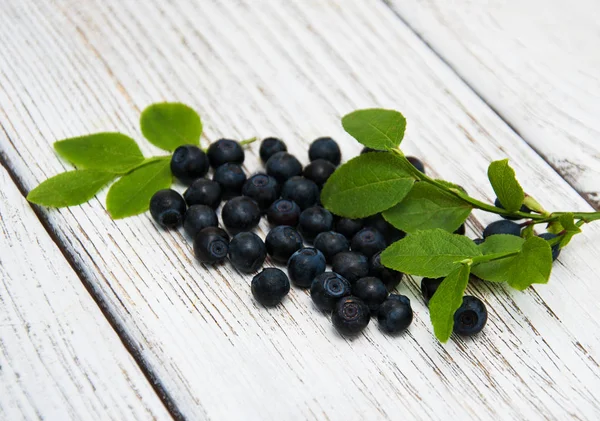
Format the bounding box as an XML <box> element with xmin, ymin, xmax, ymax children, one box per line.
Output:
<box><xmin>54</xmin><ymin>133</ymin><xmax>144</xmax><ymax>173</ymax></box>
<box><xmin>471</xmin><ymin>235</ymin><xmax>524</xmax><ymax>283</ymax></box>
<box><xmin>27</xmin><ymin>170</ymin><xmax>115</xmax><ymax>207</ymax></box>
<box><xmin>140</xmin><ymin>102</ymin><xmax>202</xmax><ymax>151</ymax></box>
<box><xmin>341</xmin><ymin>109</ymin><xmax>406</xmax><ymax>150</ymax></box>
<box><xmin>488</xmin><ymin>159</ymin><xmax>524</xmax><ymax>212</ymax></box>
<box><xmin>380</xmin><ymin>229</ymin><xmax>480</xmax><ymax>277</ymax></box>
<box><xmin>429</xmin><ymin>264</ymin><xmax>471</xmax><ymax>342</ymax></box>
<box><xmin>507</xmin><ymin>236</ymin><xmax>553</xmax><ymax>291</ymax></box>
<box><xmin>321</xmin><ymin>152</ymin><xmax>415</xmax><ymax>218</ymax></box>
<box><xmin>558</xmin><ymin>213</ymin><xmax>581</xmax><ymax>247</ymax></box>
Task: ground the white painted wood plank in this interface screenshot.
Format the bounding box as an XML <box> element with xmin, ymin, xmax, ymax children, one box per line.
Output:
<box><xmin>0</xmin><ymin>166</ymin><xmax>171</xmax><ymax>420</ymax></box>
<box><xmin>385</xmin><ymin>0</ymin><xmax>600</xmax><ymax>208</ymax></box>
<box><xmin>1</xmin><ymin>0</ymin><xmax>599</xmax><ymax>419</ymax></box>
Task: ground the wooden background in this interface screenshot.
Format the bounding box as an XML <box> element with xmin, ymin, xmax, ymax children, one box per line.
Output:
<box><xmin>1</xmin><ymin>0</ymin><xmax>599</xmax><ymax>420</ymax></box>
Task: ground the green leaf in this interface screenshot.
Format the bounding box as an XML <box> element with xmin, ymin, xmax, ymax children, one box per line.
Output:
<box><xmin>471</xmin><ymin>235</ymin><xmax>524</xmax><ymax>282</ymax></box>
<box><xmin>507</xmin><ymin>236</ymin><xmax>553</xmax><ymax>291</ymax></box>
<box><xmin>341</xmin><ymin>109</ymin><xmax>406</xmax><ymax>150</ymax></box>
<box><xmin>488</xmin><ymin>159</ymin><xmax>524</xmax><ymax>212</ymax></box>
<box><xmin>106</xmin><ymin>158</ymin><xmax>172</xmax><ymax>219</ymax></box>
<box><xmin>546</xmin><ymin>220</ymin><xmax>564</xmax><ymax>234</ymax></box>
<box><xmin>521</xmin><ymin>224</ymin><xmax>535</xmax><ymax>239</ymax></box>
<box><xmin>27</xmin><ymin>170</ymin><xmax>115</xmax><ymax>207</ymax></box>
<box><xmin>54</xmin><ymin>133</ymin><xmax>144</xmax><ymax>173</ymax></box>
<box><xmin>321</xmin><ymin>152</ymin><xmax>415</xmax><ymax>218</ymax></box>
<box><xmin>429</xmin><ymin>264</ymin><xmax>470</xmax><ymax>342</ymax></box>
<box><xmin>382</xmin><ymin>182</ymin><xmax>472</xmax><ymax>233</ymax></box>
<box><xmin>140</xmin><ymin>102</ymin><xmax>202</xmax><ymax>151</ymax></box>
<box><xmin>380</xmin><ymin>229</ymin><xmax>480</xmax><ymax>277</ymax></box>
<box><xmin>558</xmin><ymin>213</ymin><xmax>581</xmax><ymax>247</ymax></box>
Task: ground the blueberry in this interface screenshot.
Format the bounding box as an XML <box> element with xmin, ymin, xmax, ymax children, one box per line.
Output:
<box><xmin>352</xmin><ymin>277</ymin><xmax>388</xmax><ymax>313</ymax></box>
<box><xmin>332</xmin><ymin>296</ymin><xmax>370</xmax><ymax>335</ymax></box>
<box><xmin>170</xmin><ymin>145</ymin><xmax>209</xmax><ymax>184</ymax></box>
<box><xmin>251</xmin><ymin>268</ymin><xmax>290</xmax><ymax>307</ymax></box>
<box><xmin>351</xmin><ymin>227</ymin><xmax>386</xmax><ymax>258</ymax></box>
<box><xmin>266</xmin><ymin>199</ymin><xmax>301</xmax><ymax>227</ymax></box>
<box><xmin>259</xmin><ymin>137</ymin><xmax>287</xmax><ymax>162</ymax></box>
<box><xmin>482</xmin><ymin>220</ymin><xmax>521</xmax><ymax>238</ymax></box>
<box><xmin>265</xmin><ymin>225</ymin><xmax>303</xmax><ymax>263</ymax></box>
<box><xmin>287</xmin><ymin>247</ymin><xmax>326</xmax><ymax>288</ymax></box>
<box><xmin>539</xmin><ymin>232</ymin><xmax>561</xmax><ymax>261</ymax></box>
<box><xmin>335</xmin><ymin>217</ymin><xmax>364</xmax><ymax>240</ymax></box>
<box><xmin>310</xmin><ymin>272</ymin><xmax>352</xmax><ymax>311</ymax></box>
<box><xmin>229</xmin><ymin>231</ymin><xmax>267</xmax><ymax>273</ymax></box>
<box><xmin>193</xmin><ymin>227</ymin><xmax>229</xmax><ymax>264</ymax></box>
<box><xmin>364</xmin><ymin>214</ymin><xmax>404</xmax><ymax>245</ymax></box>
<box><xmin>281</xmin><ymin>176</ymin><xmax>320</xmax><ymax>210</ymax></box>
<box><xmin>298</xmin><ymin>206</ymin><xmax>333</xmax><ymax>242</ymax></box>
<box><xmin>184</xmin><ymin>178</ymin><xmax>222</xmax><ymax>209</ymax></box>
<box><xmin>332</xmin><ymin>251</ymin><xmax>369</xmax><ymax>284</ymax></box>
<box><xmin>149</xmin><ymin>189</ymin><xmax>187</xmax><ymax>228</ymax></box>
<box><xmin>207</xmin><ymin>138</ymin><xmax>244</xmax><ymax>168</ymax></box>
<box><xmin>453</xmin><ymin>296</ymin><xmax>488</xmax><ymax>336</ymax></box>
<box><xmin>495</xmin><ymin>198</ymin><xmax>531</xmax><ymax>220</ymax></box>
<box><xmin>242</xmin><ymin>173</ymin><xmax>280</xmax><ymax>211</ymax></box>
<box><xmin>183</xmin><ymin>205</ymin><xmax>218</xmax><ymax>238</ymax></box>
<box><xmin>213</xmin><ymin>163</ymin><xmax>247</xmax><ymax>199</ymax></box>
<box><xmin>369</xmin><ymin>251</ymin><xmax>404</xmax><ymax>291</ymax></box>
<box><xmin>378</xmin><ymin>295</ymin><xmax>413</xmax><ymax>333</ymax></box>
<box><xmin>266</xmin><ymin>152</ymin><xmax>303</xmax><ymax>183</ymax></box>
<box><xmin>454</xmin><ymin>223</ymin><xmax>466</xmax><ymax>235</ymax></box>
<box><xmin>303</xmin><ymin>159</ymin><xmax>336</xmax><ymax>188</ymax></box>
<box><xmin>221</xmin><ymin>196</ymin><xmax>261</xmax><ymax>234</ymax></box>
<box><xmin>421</xmin><ymin>277</ymin><xmax>443</xmax><ymax>304</ymax></box>
<box><xmin>473</xmin><ymin>238</ymin><xmax>484</xmax><ymax>245</ymax></box>
<box><xmin>406</xmin><ymin>156</ymin><xmax>425</xmax><ymax>174</ymax></box>
<box><xmin>309</xmin><ymin>137</ymin><xmax>341</xmax><ymax>166</ymax></box>
<box><xmin>313</xmin><ymin>231</ymin><xmax>349</xmax><ymax>263</ymax></box>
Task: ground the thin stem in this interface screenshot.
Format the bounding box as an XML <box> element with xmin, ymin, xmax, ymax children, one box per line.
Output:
<box><xmin>240</xmin><ymin>137</ymin><xmax>258</xmax><ymax>146</ymax></box>
<box><xmin>471</xmin><ymin>250</ymin><xmax>520</xmax><ymax>265</ymax></box>
<box><xmin>125</xmin><ymin>155</ymin><xmax>171</xmax><ymax>174</ymax></box>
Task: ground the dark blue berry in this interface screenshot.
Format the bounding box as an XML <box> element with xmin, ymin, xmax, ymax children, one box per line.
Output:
<box><xmin>303</xmin><ymin>159</ymin><xmax>336</xmax><ymax>188</ymax></box>
<box><xmin>251</xmin><ymin>268</ymin><xmax>290</xmax><ymax>307</ymax></box>
<box><xmin>364</xmin><ymin>214</ymin><xmax>404</xmax><ymax>245</ymax></box>
<box><xmin>287</xmin><ymin>247</ymin><xmax>326</xmax><ymax>288</ymax></box>
<box><xmin>332</xmin><ymin>296</ymin><xmax>370</xmax><ymax>335</ymax></box>
<box><xmin>453</xmin><ymin>296</ymin><xmax>487</xmax><ymax>336</ymax></box>
<box><xmin>266</xmin><ymin>199</ymin><xmax>301</xmax><ymax>227</ymax></box>
<box><xmin>369</xmin><ymin>251</ymin><xmax>404</xmax><ymax>292</ymax></box>
<box><xmin>170</xmin><ymin>145</ymin><xmax>209</xmax><ymax>184</ymax></box>
<box><xmin>265</xmin><ymin>226</ymin><xmax>303</xmax><ymax>263</ymax></box>
<box><xmin>406</xmin><ymin>156</ymin><xmax>425</xmax><ymax>174</ymax></box>
<box><xmin>266</xmin><ymin>152</ymin><xmax>303</xmax><ymax>183</ymax></box>
<box><xmin>473</xmin><ymin>238</ymin><xmax>484</xmax><ymax>245</ymax></box>
<box><xmin>495</xmin><ymin>198</ymin><xmax>531</xmax><ymax>220</ymax></box>
<box><xmin>454</xmin><ymin>223</ymin><xmax>466</xmax><ymax>235</ymax></box>
<box><xmin>221</xmin><ymin>196</ymin><xmax>261</xmax><ymax>234</ymax></box>
<box><xmin>149</xmin><ymin>189</ymin><xmax>186</xmax><ymax>229</ymax></box>
<box><xmin>483</xmin><ymin>220</ymin><xmax>521</xmax><ymax>238</ymax></box>
<box><xmin>193</xmin><ymin>227</ymin><xmax>229</xmax><ymax>264</ymax></box>
<box><xmin>183</xmin><ymin>205</ymin><xmax>218</xmax><ymax>238</ymax></box>
<box><xmin>298</xmin><ymin>206</ymin><xmax>333</xmax><ymax>242</ymax></box>
<box><xmin>335</xmin><ymin>217</ymin><xmax>364</xmax><ymax>240</ymax></box>
<box><xmin>310</xmin><ymin>272</ymin><xmax>351</xmax><ymax>311</ymax></box>
<box><xmin>184</xmin><ymin>178</ymin><xmax>222</xmax><ymax>209</ymax></box>
<box><xmin>207</xmin><ymin>138</ymin><xmax>244</xmax><ymax>168</ymax></box>
<box><xmin>213</xmin><ymin>163</ymin><xmax>247</xmax><ymax>199</ymax></box>
<box><xmin>313</xmin><ymin>231</ymin><xmax>349</xmax><ymax>263</ymax></box>
<box><xmin>309</xmin><ymin>137</ymin><xmax>341</xmax><ymax>166</ymax></box>
<box><xmin>352</xmin><ymin>277</ymin><xmax>388</xmax><ymax>313</ymax></box>
<box><xmin>332</xmin><ymin>251</ymin><xmax>369</xmax><ymax>284</ymax></box>
<box><xmin>539</xmin><ymin>232</ymin><xmax>561</xmax><ymax>261</ymax></box>
<box><xmin>259</xmin><ymin>137</ymin><xmax>287</xmax><ymax>162</ymax></box>
<box><xmin>378</xmin><ymin>295</ymin><xmax>413</xmax><ymax>333</ymax></box>
<box><xmin>351</xmin><ymin>227</ymin><xmax>386</xmax><ymax>258</ymax></box>
<box><xmin>242</xmin><ymin>173</ymin><xmax>279</xmax><ymax>212</ymax></box>
<box><xmin>281</xmin><ymin>176</ymin><xmax>320</xmax><ymax>210</ymax></box>
<box><xmin>228</xmin><ymin>232</ymin><xmax>267</xmax><ymax>273</ymax></box>
<box><xmin>421</xmin><ymin>277</ymin><xmax>443</xmax><ymax>304</ymax></box>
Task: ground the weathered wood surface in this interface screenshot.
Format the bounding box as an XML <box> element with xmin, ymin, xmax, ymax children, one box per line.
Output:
<box><xmin>1</xmin><ymin>0</ymin><xmax>599</xmax><ymax>419</ymax></box>
<box><xmin>385</xmin><ymin>0</ymin><xmax>600</xmax><ymax>208</ymax></box>
<box><xmin>0</xmin><ymin>166</ymin><xmax>171</xmax><ymax>420</ymax></box>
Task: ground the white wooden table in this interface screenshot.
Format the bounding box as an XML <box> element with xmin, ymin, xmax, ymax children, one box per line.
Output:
<box><xmin>1</xmin><ymin>1</ymin><xmax>599</xmax><ymax>419</ymax></box>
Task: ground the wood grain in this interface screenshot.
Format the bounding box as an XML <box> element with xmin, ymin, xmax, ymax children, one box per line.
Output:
<box><xmin>0</xmin><ymin>165</ymin><xmax>170</xmax><ymax>420</ymax></box>
<box><xmin>1</xmin><ymin>0</ymin><xmax>600</xmax><ymax>419</ymax></box>
<box><xmin>385</xmin><ymin>0</ymin><xmax>600</xmax><ymax>208</ymax></box>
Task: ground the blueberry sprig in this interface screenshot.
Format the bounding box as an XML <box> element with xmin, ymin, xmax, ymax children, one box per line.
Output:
<box><xmin>321</xmin><ymin>108</ymin><xmax>600</xmax><ymax>341</ymax></box>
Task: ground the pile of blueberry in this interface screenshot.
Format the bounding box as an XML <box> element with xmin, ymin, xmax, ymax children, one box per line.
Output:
<box><xmin>149</xmin><ymin>137</ymin><xmax>487</xmax><ymax>337</ymax></box>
